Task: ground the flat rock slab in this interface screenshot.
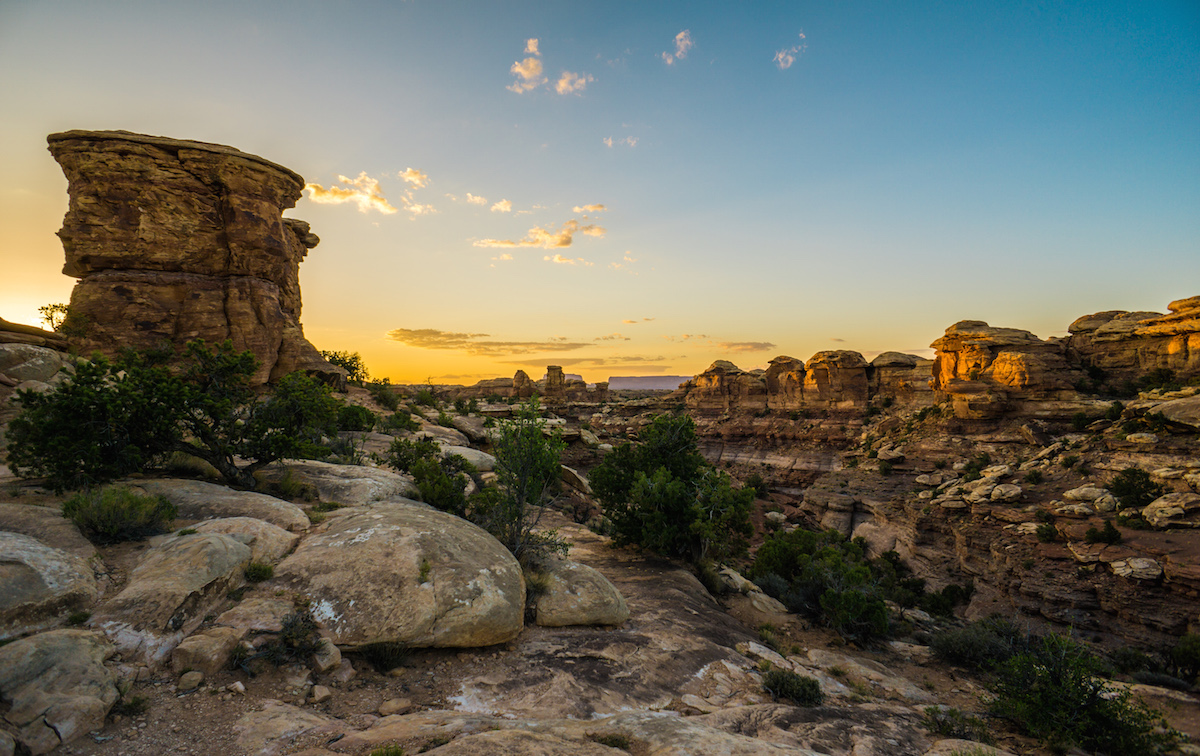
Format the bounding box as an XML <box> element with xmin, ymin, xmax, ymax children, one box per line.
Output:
<box><xmin>275</xmin><ymin>503</ymin><xmax>523</xmax><ymax>648</ymax></box>
<box><xmin>92</xmin><ymin>532</ymin><xmax>251</xmax><ymax>664</ymax></box>
<box><xmin>0</xmin><ymin>629</ymin><xmax>118</xmax><ymax>755</ymax></box>
<box><xmin>1156</xmin><ymin>395</ymin><xmax>1200</xmax><ymax>430</ymax></box>
<box><xmin>0</xmin><ymin>502</ymin><xmax>96</xmax><ymax>559</ymax></box>
<box><xmin>262</xmin><ymin>460</ymin><xmax>416</xmax><ymax>506</ymax></box>
<box><xmin>131</xmin><ymin>478</ymin><xmax>309</xmax><ymax>531</ymax></box>
<box><xmin>233</xmin><ymin>700</ymin><xmax>345</xmax><ymax>756</ymax></box>
<box><xmin>0</xmin><ymin>531</ymin><xmax>97</xmax><ymax>640</ymax></box>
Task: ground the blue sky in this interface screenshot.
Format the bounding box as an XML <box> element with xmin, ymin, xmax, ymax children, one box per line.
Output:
<box><xmin>1</xmin><ymin>1</ymin><xmax>1196</xmax><ymax>383</ymax></box>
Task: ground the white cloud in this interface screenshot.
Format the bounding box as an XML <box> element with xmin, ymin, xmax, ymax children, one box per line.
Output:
<box><xmin>555</xmin><ymin>70</ymin><xmax>594</xmax><ymax>95</ymax></box>
<box><xmin>303</xmin><ymin>172</ymin><xmax>397</xmax><ymax>215</ymax></box>
<box><xmin>474</xmin><ymin>219</ymin><xmax>606</xmax><ymax>249</ymax></box>
<box><xmin>466</xmin><ymin>193</ymin><xmax>488</xmax><ymax>205</ymax></box>
<box><xmin>572</xmin><ymin>204</ymin><xmax>606</xmax><ymax>213</ymax></box>
<box><xmin>493</xmin><ymin>253</ymin><xmax>513</xmax><ymax>261</ymax></box>
<box><xmin>403</xmin><ymin>202</ymin><xmax>436</xmax><ymax>217</ymax></box>
<box><xmin>603</xmin><ymin>136</ymin><xmax>637</xmax><ymax>148</ymax></box>
<box><xmin>525</xmin><ymin>38</ymin><xmax>540</xmax><ymax>55</ymax></box>
<box><xmin>398</xmin><ymin>167</ymin><xmax>428</xmax><ymax>188</ymax></box>
<box><xmin>661</xmin><ymin>30</ymin><xmax>693</xmax><ymax>65</ymax></box>
<box><xmin>544</xmin><ymin>254</ymin><xmax>593</xmax><ymax>266</ymax></box>
<box><xmin>508</xmin><ymin>56</ymin><xmax>546</xmax><ymax>93</ymax></box>
<box><xmin>491</xmin><ymin>199</ymin><xmax>513</xmax><ymax>213</ymax></box>
<box><xmin>774</xmin><ymin>32</ymin><xmax>807</xmax><ymax>70</ymax></box>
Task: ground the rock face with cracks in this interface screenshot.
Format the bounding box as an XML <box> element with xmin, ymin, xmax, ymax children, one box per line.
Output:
<box><xmin>46</xmin><ymin>129</ymin><xmax>343</xmax><ymax>386</ymax></box>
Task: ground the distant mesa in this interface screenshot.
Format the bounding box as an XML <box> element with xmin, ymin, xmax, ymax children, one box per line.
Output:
<box><xmin>607</xmin><ymin>376</ymin><xmax>691</xmax><ymax>391</ymax></box>
<box><xmin>45</xmin><ymin>129</ymin><xmax>344</xmax><ymax>387</ymax></box>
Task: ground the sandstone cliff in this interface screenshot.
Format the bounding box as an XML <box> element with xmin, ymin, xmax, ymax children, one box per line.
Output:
<box><xmin>47</xmin><ymin>130</ymin><xmax>342</xmax><ymax>386</ymax></box>
<box><xmin>1066</xmin><ymin>295</ymin><xmax>1200</xmax><ymax>383</ymax></box>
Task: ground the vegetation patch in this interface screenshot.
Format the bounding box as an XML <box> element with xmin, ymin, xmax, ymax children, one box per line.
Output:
<box><xmin>62</xmin><ymin>486</ymin><xmax>177</xmax><ymax>544</ymax></box>
<box><xmin>761</xmin><ymin>669</ymin><xmax>823</xmax><ymax>706</ymax></box>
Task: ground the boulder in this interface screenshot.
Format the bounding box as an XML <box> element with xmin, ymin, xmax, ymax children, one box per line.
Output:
<box><xmin>990</xmin><ymin>484</ymin><xmax>1023</xmax><ymax>503</ymax></box>
<box><xmin>533</xmin><ymin>558</ymin><xmax>629</xmax><ymax>627</ymax></box>
<box><xmin>171</xmin><ymin>625</ymin><xmax>243</xmax><ymax>676</ymax></box>
<box><xmin>188</xmin><ymin>517</ymin><xmax>299</xmax><ymax>564</ymax></box>
<box><xmin>215</xmin><ymin>595</ymin><xmax>297</xmax><ymax>634</ymax></box>
<box><xmin>1142</xmin><ymin>493</ymin><xmax>1200</xmax><ymax>528</ymax></box>
<box><xmin>91</xmin><ymin>532</ymin><xmax>252</xmax><ymax>664</ymax></box>
<box><xmin>258</xmin><ymin>460</ymin><xmax>416</xmax><ymax>506</ymax></box>
<box><xmin>0</xmin><ymin>630</ymin><xmax>118</xmax><ymax>755</ymax></box>
<box><xmin>417</xmin><ymin>424</ymin><xmax>471</xmax><ymax>447</ymax></box>
<box><xmin>439</xmin><ymin>445</ymin><xmax>496</xmax><ymax>472</ymax></box>
<box><xmin>0</xmin><ymin>344</ymin><xmax>69</xmax><ymax>384</ymax></box>
<box><xmin>0</xmin><ymin>531</ymin><xmax>97</xmax><ymax>640</ymax></box>
<box><xmin>131</xmin><ymin>478</ymin><xmax>310</xmax><ymax>531</ymax></box>
<box><xmin>233</xmin><ymin>700</ymin><xmax>343</xmax><ymax>756</ymax></box>
<box><xmin>1063</xmin><ymin>486</ymin><xmax>1110</xmax><ymax>502</ymax></box>
<box><xmin>1066</xmin><ymin>297</ymin><xmax>1200</xmax><ymax>383</ymax></box>
<box><xmin>46</xmin><ymin>130</ymin><xmax>343</xmax><ymax>386</ymax></box>
<box><xmin>1110</xmin><ymin>558</ymin><xmax>1163</xmax><ymax>581</ymax></box>
<box><xmin>0</xmin><ymin>502</ymin><xmax>96</xmax><ymax>559</ymax></box>
<box><xmin>1155</xmin><ymin>395</ymin><xmax>1200</xmax><ymax>430</ymax></box>
<box><xmin>274</xmin><ymin>503</ymin><xmax>524</xmax><ymax>648</ymax></box>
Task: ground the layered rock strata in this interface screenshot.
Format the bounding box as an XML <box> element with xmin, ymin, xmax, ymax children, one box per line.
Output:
<box><xmin>47</xmin><ymin>130</ymin><xmax>342</xmax><ymax>386</ymax></box>
<box><xmin>1066</xmin><ymin>296</ymin><xmax>1200</xmax><ymax>382</ymax></box>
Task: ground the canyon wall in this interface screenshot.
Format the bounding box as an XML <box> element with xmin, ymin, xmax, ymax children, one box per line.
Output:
<box><xmin>47</xmin><ymin>130</ymin><xmax>342</xmax><ymax>386</ymax></box>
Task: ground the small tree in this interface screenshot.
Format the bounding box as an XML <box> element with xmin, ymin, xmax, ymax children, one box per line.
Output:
<box><xmin>38</xmin><ymin>303</ymin><xmax>71</xmax><ymax>332</ymax></box>
<box><xmin>471</xmin><ymin>399</ymin><xmax>566</xmax><ymax>564</ymax></box>
<box><xmin>319</xmin><ymin>350</ymin><xmax>369</xmax><ymax>383</ymax></box>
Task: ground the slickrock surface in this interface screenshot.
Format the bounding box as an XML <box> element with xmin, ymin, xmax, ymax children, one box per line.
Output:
<box><xmin>46</xmin><ymin>130</ymin><xmax>342</xmax><ymax>386</ymax></box>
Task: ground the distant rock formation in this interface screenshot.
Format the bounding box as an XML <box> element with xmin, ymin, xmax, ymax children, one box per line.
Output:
<box><xmin>674</xmin><ymin>351</ymin><xmax>934</xmax><ymax>414</ymax></box>
<box><xmin>1066</xmin><ymin>296</ymin><xmax>1200</xmax><ymax>383</ymax></box>
<box><xmin>47</xmin><ymin>130</ymin><xmax>343</xmax><ymax>386</ymax></box>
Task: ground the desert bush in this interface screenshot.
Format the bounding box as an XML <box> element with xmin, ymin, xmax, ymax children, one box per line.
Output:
<box><xmin>319</xmin><ymin>350</ymin><xmax>369</xmax><ymax>383</ymax></box>
<box><xmin>1084</xmin><ymin>520</ymin><xmax>1122</xmax><ymax>545</ymax></box>
<box><xmin>762</xmin><ymin>669</ymin><xmax>823</xmax><ymax>706</ymax></box>
<box><xmin>469</xmin><ymin>400</ymin><xmax>568</xmax><ymax>564</ymax></box>
<box><xmin>358</xmin><ymin>641</ymin><xmax>410</xmax><ymax>673</ymax></box>
<box><xmin>1106</xmin><ymin>401</ymin><xmax>1125</xmax><ymax>421</ymax></box>
<box><xmin>592</xmin><ymin>414</ymin><xmax>753</xmax><ymax>565</ymax></box>
<box><xmin>1109</xmin><ymin>646</ymin><xmax>1158</xmax><ymax>675</ymax></box>
<box><xmin>1168</xmin><ymin>633</ymin><xmax>1200</xmax><ymax>681</ymax></box>
<box><xmin>337</xmin><ymin>404</ymin><xmax>377</xmax><ymax>432</ymax></box>
<box><xmin>366</xmin><ymin>379</ymin><xmax>401</xmax><ymax>411</ymax></box>
<box><xmin>990</xmin><ymin>633</ymin><xmax>1178</xmax><ymax>754</ymax></box>
<box><xmin>1071</xmin><ymin>411</ymin><xmax>1090</xmax><ymax>431</ymax></box>
<box><xmin>1023</xmin><ymin>469</ymin><xmax>1043</xmax><ymax>484</ymax></box>
<box><xmin>7</xmin><ymin>341</ymin><xmax>340</xmax><ymax>491</ymax></box>
<box><xmin>745</xmin><ymin>472</ymin><xmax>770</xmax><ymax>498</ymax></box>
<box><xmin>1132</xmin><ymin>671</ymin><xmax>1192</xmax><ymax>691</ymax></box>
<box><xmin>921</xmin><ymin>706</ymin><xmax>993</xmax><ymax>743</ymax></box>
<box><xmin>379</xmin><ymin>408</ymin><xmax>421</xmax><ymax>434</ymax></box>
<box><xmin>930</xmin><ymin>615</ymin><xmax>1029</xmax><ymax>671</ymax></box>
<box><xmin>38</xmin><ymin>302</ymin><xmax>71</xmax><ymax>331</ymax></box>
<box><xmin>414</xmin><ymin>388</ymin><xmax>438</xmax><ymax>407</ymax></box>
<box><xmin>256</xmin><ymin>608</ymin><xmax>323</xmax><ymax>667</ymax></box>
<box><xmin>244</xmin><ymin>562</ymin><xmax>274</xmax><ymax>583</ymax></box>
<box><xmin>62</xmin><ymin>486</ymin><xmax>177</xmax><ymax>544</ymax></box>
<box><xmin>1109</xmin><ymin>467</ymin><xmax>1165</xmax><ymax>510</ymax></box>
<box><xmin>1036</xmin><ymin>523</ymin><xmax>1058</xmax><ymax>542</ymax></box>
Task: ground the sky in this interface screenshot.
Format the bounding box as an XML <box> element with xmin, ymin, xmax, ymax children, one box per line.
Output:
<box><xmin>1</xmin><ymin>1</ymin><xmax>1197</xmax><ymax>385</ymax></box>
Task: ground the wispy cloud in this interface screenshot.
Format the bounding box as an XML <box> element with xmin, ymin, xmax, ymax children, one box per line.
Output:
<box><xmin>662</xmin><ymin>333</ymin><xmax>710</xmax><ymax>342</ymax></box>
<box><xmin>610</xmin><ymin>251</ymin><xmax>638</xmax><ymax>272</ymax></box>
<box><xmin>398</xmin><ymin>167</ymin><xmax>428</xmax><ymax>188</ymax></box>
<box><xmin>386</xmin><ymin>327</ymin><xmax>589</xmax><ymax>356</ymax></box>
<box><xmin>491</xmin><ymin>199</ymin><xmax>513</xmax><ymax>213</ymax></box>
<box><xmin>402</xmin><ymin>202</ymin><xmax>436</xmax><ymax>217</ymax></box>
<box><xmin>544</xmin><ymin>253</ymin><xmax>593</xmax><ymax>266</ymax></box>
<box><xmin>466</xmin><ymin>193</ymin><xmax>488</xmax><ymax>205</ymax></box>
<box><xmin>594</xmin><ymin>333</ymin><xmax>630</xmax><ymax>341</ymax></box>
<box><xmin>718</xmin><ymin>341</ymin><xmax>777</xmax><ymax>353</ymax></box>
<box><xmin>829</xmin><ymin>337</ymin><xmax>845</xmax><ymax>343</ymax></box>
<box><xmin>603</xmin><ymin>136</ymin><xmax>638</xmax><ymax>148</ymax></box>
<box><xmin>661</xmin><ymin>30</ymin><xmax>693</xmax><ymax>65</ymax></box>
<box><xmin>524</xmin><ymin>38</ymin><xmax>539</xmax><ymax>55</ymax></box>
<box><xmin>572</xmin><ymin>204</ymin><xmax>606</xmax><ymax>213</ymax></box>
<box><xmin>555</xmin><ymin>71</ymin><xmax>594</xmax><ymax>95</ymax></box>
<box><xmin>474</xmin><ymin>219</ymin><xmax>605</xmax><ymax>249</ymax></box>
<box><xmin>304</xmin><ymin>172</ymin><xmax>397</xmax><ymax>214</ymax></box>
<box><xmin>774</xmin><ymin>32</ymin><xmax>807</xmax><ymax>70</ymax></box>
<box><xmin>493</xmin><ymin>253</ymin><xmax>513</xmax><ymax>261</ymax></box>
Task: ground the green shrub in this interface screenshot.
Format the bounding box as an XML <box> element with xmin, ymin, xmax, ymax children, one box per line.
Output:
<box><xmin>358</xmin><ymin>640</ymin><xmax>410</xmax><ymax>673</ymax></box>
<box><xmin>436</xmin><ymin>411</ymin><xmax>454</xmax><ymax>427</ymax></box>
<box><xmin>1084</xmin><ymin>520</ymin><xmax>1122</xmax><ymax>545</ymax></box>
<box><xmin>65</xmin><ymin>610</ymin><xmax>90</xmax><ymax>627</ymax></box>
<box><xmin>592</xmin><ymin>414</ymin><xmax>753</xmax><ymax>565</ymax></box>
<box><xmin>256</xmin><ymin>608</ymin><xmax>322</xmax><ymax>667</ymax></box>
<box><xmin>369</xmin><ymin>745</ymin><xmax>405</xmax><ymax>756</ymax></box>
<box><xmin>366</xmin><ymin>380</ymin><xmax>401</xmax><ymax>412</ymax></box>
<box><xmin>319</xmin><ymin>350</ymin><xmax>369</xmax><ymax>383</ymax></box>
<box><xmin>1071</xmin><ymin>412</ymin><xmax>1090</xmax><ymax>431</ymax></box>
<box><xmin>380</xmin><ymin>408</ymin><xmax>420</xmax><ymax>434</ymax></box>
<box><xmin>61</xmin><ymin>486</ymin><xmax>177</xmax><ymax>544</ymax></box>
<box><xmin>1168</xmin><ymin>633</ymin><xmax>1200</xmax><ymax>681</ymax></box>
<box><xmin>1109</xmin><ymin>646</ymin><xmax>1158</xmax><ymax>675</ymax></box>
<box><xmin>1023</xmin><ymin>469</ymin><xmax>1043</xmax><ymax>484</ymax></box>
<box><xmin>414</xmin><ymin>388</ymin><xmax>438</xmax><ymax>407</ymax></box>
<box><xmin>337</xmin><ymin>404</ymin><xmax>377</xmax><ymax>432</ymax></box>
<box><xmin>1109</xmin><ymin>467</ymin><xmax>1165</xmax><ymax>510</ymax></box>
<box><xmin>745</xmin><ymin>472</ymin><xmax>770</xmax><ymax>498</ymax></box>
<box><xmin>990</xmin><ymin>633</ymin><xmax>1179</xmax><ymax>753</ymax></box>
<box><xmin>1060</xmin><ymin>454</ymin><xmax>1079</xmax><ymax>469</ymax></box>
<box><xmin>878</xmin><ymin>460</ymin><xmax>893</xmax><ymax>476</ymax></box>
<box><xmin>1036</xmin><ymin>523</ymin><xmax>1058</xmax><ymax>542</ymax></box>
<box><xmin>1132</xmin><ymin>671</ymin><xmax>1192</xmax><ymax>691</ymax></box>
<box><xmin>587</xmin><ymin>733</ymin><xmax>631</xmax><ymax>750</ymax></box>
<box><xmin>762</xmin><ymin>669</ymin><xmax>823</xmax><ymax>706</ymax></box>
<box><xmin>1106</xmin><ymin>401</ymin><xmax>1125</xmax><ymax>421</ymax></box>
<box><xmin>921</xmin><ymin>706</ymin><xmax>993</xmax><ymax>743</ymax></box>
<box><xmin>930</xmin><ymin>616</ymin><xmax>1029</xmax><ymax>671</ymax></box>
<box><xmin>244</xmin><ymin>562</ymin><xmax>274</xmax><ymax>582</ymax></box>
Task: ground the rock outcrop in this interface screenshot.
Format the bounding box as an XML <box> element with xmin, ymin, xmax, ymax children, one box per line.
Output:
<box><xmin>1066</xmin><ymin>296</ymin><xmax>1200</xmax><ymax>382</ymax></box>
<box><xmin>46</xmin><ymin>130</ymin><xmax>342</xmax><ymax>386</ymax></box>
